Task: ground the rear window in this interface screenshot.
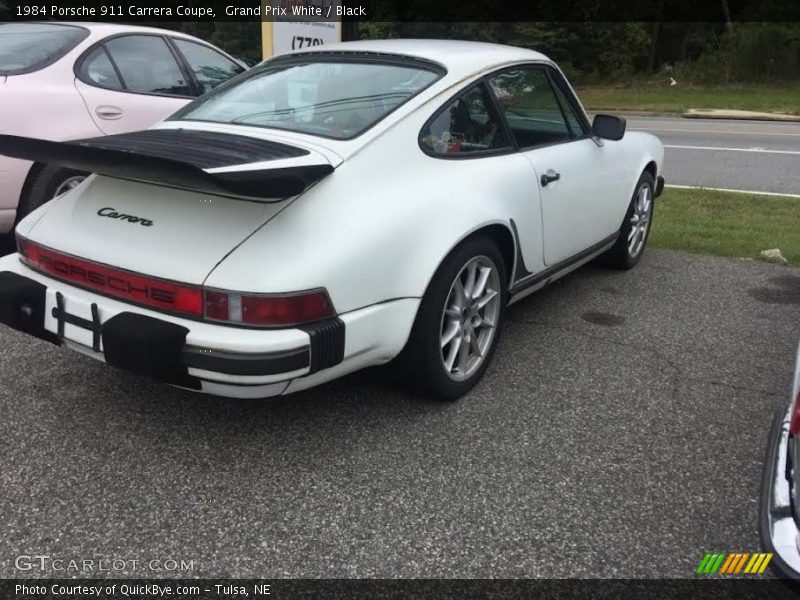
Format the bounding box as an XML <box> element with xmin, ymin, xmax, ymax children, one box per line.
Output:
<box><xmin>172</xmin><ymin>57</ymin><xmax>444</xmax><ymax>140</ymax></box>
<box><xmin>0</xmin><ymin>23</ymin><xmax>89</xmax><ymax>75</ymax></box>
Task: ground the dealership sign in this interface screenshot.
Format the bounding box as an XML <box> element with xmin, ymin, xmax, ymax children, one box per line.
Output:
<box><xmin>263</xmin><ymin>0</ymin><xmax>343</xmax><ymax>58</ymax></box>
<box><xmin>273</xmin><ymin>20</ymin><xmax>341</xmax><ymax>53</ymax></box>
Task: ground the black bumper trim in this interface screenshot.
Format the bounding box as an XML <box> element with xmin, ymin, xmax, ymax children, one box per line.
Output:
<box><xmin>300</xmin><ymin>317</ymin><xmax>345</xmax><ymax>373</ymax></box>
<box><xmin>0</xmin><ymin>271</ymin><xmax>58</xmax><ymax>344</ymax></box>
<box><xmin>182</xmin><ymin>345</ymin><xmax>310</xmax><ymax>376</ymax></box>
<box><xmin>655</xmin><ymin>175</ymin><xmax>665</xmax><ymax>198</ymax></box>
<box><xmin>509</xmin><ymin>218</ymin><xmax>532</xmax><ymax>283</ymax></box>
<box><xmin>102</xmin><ymin>312</ymin><xmax>201</xmax><ymax>390</ymax></box>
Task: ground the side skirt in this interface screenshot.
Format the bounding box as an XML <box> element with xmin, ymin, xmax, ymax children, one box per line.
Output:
<box><xmin>508</xmin><ymin>233</ymin><xmax>617</xmax><ymax>305</ymax></box>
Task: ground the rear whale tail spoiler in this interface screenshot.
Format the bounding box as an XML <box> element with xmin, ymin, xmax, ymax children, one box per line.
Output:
<box><xmin>0</xmin><ymin>129</ymin><xmax>335</xmax><ymax>200</ymax></box>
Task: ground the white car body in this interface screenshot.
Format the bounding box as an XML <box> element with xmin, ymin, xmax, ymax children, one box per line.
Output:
<box><xmin>0</xmin><ymin>22</ymin><xmax>245</xmax><ymax>232</ymax></box>
<box><xmin>0</xmin><ymin>40</ymin><xmax>664</xmax><ymax>399</ymax></box>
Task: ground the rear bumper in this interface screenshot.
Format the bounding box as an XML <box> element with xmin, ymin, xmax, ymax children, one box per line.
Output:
<box><xmin>0</xmin><ymin>266</ymin><xmax>319</xmax><ymax>398</ymax></box>
<box><xmin>0</xmin><ymin>254</ymin><xmax>418</xmax><ymax>399</ymax></box>
<box><xmin>760</xmin><ymin>404</ymin><xmax>800</xmax><ymax>579</ymax></box>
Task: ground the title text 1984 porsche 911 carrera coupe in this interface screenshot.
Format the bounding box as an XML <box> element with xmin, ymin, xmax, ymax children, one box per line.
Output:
<box><xmin>0</xmin><ymin>40</ymin><xmax>664</xmax><ymax>400</ymax></box>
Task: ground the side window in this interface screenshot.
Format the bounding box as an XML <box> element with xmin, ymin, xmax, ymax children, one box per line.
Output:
<box><xmin>173</xmin><ymin>39</ymin><xmax>245</xmax><ymax>95</ymax></box>
<box><xmin>487</xmin><ymin>67</ymin><xmax>579</xmax><ymax>148</ymax></box>
<box><xmin>550</xmin><ymin>73</ymin><xmax>588</xmax><ymax>137</ymax></box>
<box><xmin>103</xmin><ymin>35</ymin><xmax>191</xmax><ymax>96</ymax></box>
<box><xmin>420</xmin><ymin>84</ymin><xmax>510</xmax><ymax>156</ymax></box>
<box><xmin>80</xmin><ymin>46</ymin><xmax>123</xmax><ymax>91</ymax></box>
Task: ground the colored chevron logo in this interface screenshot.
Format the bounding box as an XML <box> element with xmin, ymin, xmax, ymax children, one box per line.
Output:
<box><xmin>696</xmin><ymin>552</ymin><xmax>773</xmax><ymax>575</ymax></box>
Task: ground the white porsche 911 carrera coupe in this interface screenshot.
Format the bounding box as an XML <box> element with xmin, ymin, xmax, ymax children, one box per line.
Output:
<box><xmin>0</xmin><ymin>40</ymin><xmax>664</xmax><ymax>400</ymax></box>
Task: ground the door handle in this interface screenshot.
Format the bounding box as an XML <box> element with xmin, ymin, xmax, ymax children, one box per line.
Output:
<box><xmin>540</xmin><ymin>170</ymin><xmax>561</xmax><ymax>187</ymax></box>
<box><xmin>95</xmin><ymin>105</ymin><xmax>123</xmax><ymax>120</ymax></box>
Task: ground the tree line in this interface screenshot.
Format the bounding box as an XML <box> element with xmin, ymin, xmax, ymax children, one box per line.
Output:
<box><xmin>149</xmin><ymin>20</ymin><xmax>800</xmax><ymax>85</ymax></box>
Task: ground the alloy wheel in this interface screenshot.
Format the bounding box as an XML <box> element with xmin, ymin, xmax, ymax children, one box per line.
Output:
<box><xmin>628</xmin><ymin>184</ymin><xmax>652</xmax><ymax>258</ymax></box>
<box><xmin>439</xmin><ymin>255</ymin><xmax>502</xmax><ymax>381</ymax></box>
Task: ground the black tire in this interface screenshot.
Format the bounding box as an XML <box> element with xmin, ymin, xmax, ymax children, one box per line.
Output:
<box><xmin>15</xmin><ymin>165</ymin><xmax>87</xmax><ymax>225</ymax></box>
<box><xmin>602</xmin><ymin>171</ymin><xmax>655</xmax><ymax>270</ymax></box>
<box><xmin>400</xmin><ymin>235</ymin><xmax>508</xmax><ymax>401</ymax></box>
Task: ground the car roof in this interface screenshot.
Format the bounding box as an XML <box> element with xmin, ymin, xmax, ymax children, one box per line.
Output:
<box><xmin>42</xmin><ymin>21</ymin><xmax>202</xmax><ymax>40</ymax></box>
<box><xmin>285</xmin><ymin>39</ymin><xmax>551</xmax><ymax>79</ymax></box>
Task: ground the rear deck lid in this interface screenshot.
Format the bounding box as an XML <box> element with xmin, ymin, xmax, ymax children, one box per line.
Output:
<box><xmin>23</xmin><ymin>175</ymin><xmax>293</xmax><ymax>286</ymax></box>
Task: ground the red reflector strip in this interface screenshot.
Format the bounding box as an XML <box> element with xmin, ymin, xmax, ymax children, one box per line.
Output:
<box><xmin>790</xmin><ymin>391</ymin><xmax>800</xmax><ymax>436</ymax></box>
<box><xmin>18</xmin><ymin>238</ymin><xmax>203</xmax><ymax>317</ymax></box>
<box><xmin>16</xmin><ymin>235</ymin><xmax>337</xmax><ymax>328</ymax></box>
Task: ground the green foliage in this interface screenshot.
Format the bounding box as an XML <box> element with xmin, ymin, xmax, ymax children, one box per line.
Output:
<box><xmin>662</xmin><ymin>23</ymin><xmax>800</xmax><ymax>84</ymax></box>
<box><xmin>703</xmin><ymin>23</ymin><xmax>800</xmax><ymax>82</ymax></box>
<box><xmin>358</xmin><ymin>21</ymin><xmax>400</xmax><ymax>40</ymax></box>
<box><xmin>144</xmin><ymin>20</ymin><xmax>800</xmax><ymax>86</ymax></box>
<box><xmin>358</xmin><ymin>22</ymin><xmax>652</xmax><ymax>83</ymax></box>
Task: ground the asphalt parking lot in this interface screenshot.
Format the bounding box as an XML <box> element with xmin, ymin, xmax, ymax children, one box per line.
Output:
<box><xmin>1</xmin><ymin>248</ymin><xmax>798</xmax><ymax>578</ymax></box>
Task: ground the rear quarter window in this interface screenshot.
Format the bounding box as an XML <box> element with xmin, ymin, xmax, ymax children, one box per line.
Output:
<box><xmin>0</xmin><ymin>23</ymin><xmax>89</xmax><ymax>75</ymax></box>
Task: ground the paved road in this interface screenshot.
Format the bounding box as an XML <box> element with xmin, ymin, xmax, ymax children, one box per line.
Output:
<box><xmin>1</xmin><ymin>249</ymin><xmax>797</xmax><ymax>578</ymax></box>
<box><xmin>628</xmin><ymin>116</ymin><xmax>800</xmax><ymax>195</ymax></box>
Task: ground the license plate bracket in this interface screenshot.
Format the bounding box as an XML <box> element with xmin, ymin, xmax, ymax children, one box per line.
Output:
<box><xmin>52</xmin><ymin>291</ymin><xmax>102</xmax><ymax>352</ymax></box>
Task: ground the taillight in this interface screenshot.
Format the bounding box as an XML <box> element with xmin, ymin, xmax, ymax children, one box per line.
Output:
<box><xmin>204</xmin><ymin>289</ymin><xmax>334</xmax><ymax>327</ymax></box>
<box><xmin>16</xmin><ymin>235</ymin><xmax>335</xmax><ymax>327</ymax></box>
<box><xmin>790</xmin><ymin>391</ymin><xmax>800</xmax><ymax>436</ymax></box>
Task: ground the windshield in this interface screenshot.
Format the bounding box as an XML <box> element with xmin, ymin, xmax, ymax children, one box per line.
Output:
<box><xmin>172</xmin><ymin>58</ymin><xmax>443</xmax><ymax>140</ymax></box>
<box><xmin>0</xmin><ymin>23</ymin><xmax>89</xmax><ymax>75</ymax></box>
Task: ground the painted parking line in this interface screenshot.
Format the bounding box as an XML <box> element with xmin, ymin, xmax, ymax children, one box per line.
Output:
<box><xmin>664</xmin><ymin>144</ymin><xmax>800</xmax><ymax>156</ymax></box>
<box><xmin>630</xmin><ymin>127</ymin><xmax>800</xmax><ymax>137</ymax></box>
<box><xmin>666</xmin><ymin>184</ymin><xmax>800</xmax><ymax>199</ymax></box>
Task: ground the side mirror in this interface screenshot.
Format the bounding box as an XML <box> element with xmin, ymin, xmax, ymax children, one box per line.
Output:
<box><xmin>592</xmin><ymin>114</ymin><xmax>626</xmax><ymax>141</ymax></box>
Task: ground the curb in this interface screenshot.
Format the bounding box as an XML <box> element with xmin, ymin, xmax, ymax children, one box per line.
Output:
<box><xmin>587</xmin><ymin>108</ymin><xmax>800</xmax><ymax>122</ymax></box>
<box><xmin>587</xmin><ymin>109</ymin><xmax>680</xmax><ymax>118</ymax></box>
<box><xmin>683</xmin><ymin>108</ymin><xmax>800</xmax><ymax>122</ymax></box>
<box><xmin>665</xmin><ymin>184</ymin><xmax>800</xmax><ymax>200</ymax></box>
